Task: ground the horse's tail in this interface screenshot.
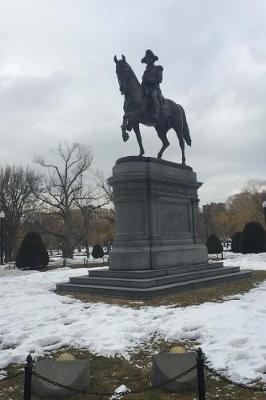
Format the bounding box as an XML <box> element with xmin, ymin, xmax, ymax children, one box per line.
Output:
<box><xmin>180</xmin><ymin>106</ymin><xmax>191</xmax><ymax>146</ymax></box>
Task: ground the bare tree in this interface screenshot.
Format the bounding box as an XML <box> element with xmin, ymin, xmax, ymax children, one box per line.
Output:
<box><xmin>95</xmin><ymin>170</ymin><xmax>113</xmax><ymax>204</ymax></box>
<box><xmin>243</xmin><ymin>180</ymin><xmax>266</xmax><ymax>222</ymax></box>
<box><xmin>74</xmin><ymin>185</ymin><xmax>112</xmax><ymax>256</ymax></box>
<box><xmin>0</xmin><ymin>166</ymin><xmax>40</xmax><ymax>260</ymax></box>
<box><xmin>35</xmin><ymin>142</ymin><xmax>96</xmax><ymax>258</ymax></box>
<box><xmin>200</xmin><ymin>179</ymin><xmax>266</xmax><ymax>241</ymax></box>
<box><xmin>95</xmin><ymin>170</ymin><xmax>114</xmax><ymax>223</ymax></box>
<box><xmin>227</xmin><ymin>179</ymin><xmax>266</xmax><ymax>234</ymax></box>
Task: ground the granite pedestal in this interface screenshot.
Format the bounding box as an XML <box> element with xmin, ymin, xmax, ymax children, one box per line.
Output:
<box><xmin>56</xmin><ymin>157</ymin><xmax>251</xmax><ymax>298</ymax></box>
<box><xmin>109</xmin><ymin>156</ymin><xmax>207</xmax><ymax>270</ymax></box>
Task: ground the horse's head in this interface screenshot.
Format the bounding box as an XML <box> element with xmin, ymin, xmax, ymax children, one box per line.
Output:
<box><xmin>114</xmin><ymin>54</ymin><xmax>130</xmax><ymax>95</ymax></box>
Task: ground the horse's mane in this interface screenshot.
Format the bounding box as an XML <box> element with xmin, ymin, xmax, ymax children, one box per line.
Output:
<box><xmin>125</xmin><ymin>61</ymin><xmax>142</xmax><ymax>90</ymax></box>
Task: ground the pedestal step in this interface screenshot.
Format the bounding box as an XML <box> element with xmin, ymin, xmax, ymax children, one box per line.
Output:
<box><xmin>89</xmin><ymin>262</ymin><xmax>223</xmax><ymax>279</ymax></box>
<box><xmin>56</xmin><ymin>264</ymin><xmax>251</xmax><ymax>299</ymax></box>
<box><xmin>69</xmin><ymin>266</ymin><xmax>239</xmax><ymax>289</ymax></box>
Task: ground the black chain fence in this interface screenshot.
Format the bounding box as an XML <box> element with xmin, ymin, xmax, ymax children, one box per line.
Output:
<box><xmin>0</xmin><ymin>348</ymin><xmax>265</xmax><ymax>399</ymax></box>
<box><xmin>205</xmin><ymin>364</ymin><xmax>266</xmax><ymax>393</ymax></box>
<box><xmin>33</xmin><ymin>364</ymin><xmax>197</xmax><ymax>397</ymax></box>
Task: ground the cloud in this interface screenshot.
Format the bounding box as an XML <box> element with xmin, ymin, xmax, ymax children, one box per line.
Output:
<box><xmin>0</xmin><ymin>0</ymin><xmax>265</xmax><ymax>204</ymax></box>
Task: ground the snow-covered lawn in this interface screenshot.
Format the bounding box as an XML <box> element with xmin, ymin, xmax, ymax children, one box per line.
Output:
<box><xmin>0</xmin><ymin>253</ymin><xmax>266</xmax><ymax>385</ymax></box>
<box><xmin>224</xmin><ymin>251</ymin><xmax>266</xmax><ymax>271</ymax></box>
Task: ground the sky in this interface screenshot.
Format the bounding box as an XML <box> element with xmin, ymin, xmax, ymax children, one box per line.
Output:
<box><xmin>0</xmin><ymin>0</ymin><xmax>265</xmax><ymax>204</ymax></box>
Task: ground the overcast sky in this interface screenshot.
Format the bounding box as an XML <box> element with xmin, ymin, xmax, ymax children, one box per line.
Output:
<box><xmin>0</xmin><ymin>0</ymin><xmax>265</xmax><ymax>204</ymax></box>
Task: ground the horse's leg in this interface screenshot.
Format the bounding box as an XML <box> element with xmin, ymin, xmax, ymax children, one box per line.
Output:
<box><xmin>179</xmin><ymin>137</ymin><xmax>186</xmax><ymax>165</ymax></box>
<box><xmin>171</xmin><ymin>108</ymin><xmax>186</xmax><ymax>165</ymax></box>
<box><xmin>133</xmin><ymin>124</ymin><xmax>145</xmax><ymax>156</ymax></box>
<box><xmin>121</xmin><ymin>114</ymin><xmax>129</xmax><ymax>142</ymax></box>
<box><xmin>156</xmin><ymin>125</ymin><xmax>169</xmax><ymax>159</ymax></box>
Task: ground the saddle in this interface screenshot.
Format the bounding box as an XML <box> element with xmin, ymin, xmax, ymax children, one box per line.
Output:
<box><xmin>145</xmin><ymin>94</ymin><xmax>169</xmax><ymax>126</ymax></box>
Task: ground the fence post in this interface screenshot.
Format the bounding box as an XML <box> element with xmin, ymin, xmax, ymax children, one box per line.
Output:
<box><xmin>196</xmin><ymin>348</ymin><xmax>206</xmax><ymax>400</ymax></box>
<box><xmin>24</xmin><ymin>354</ymin><xmax>33</xmax><ymax>400</ymax></box>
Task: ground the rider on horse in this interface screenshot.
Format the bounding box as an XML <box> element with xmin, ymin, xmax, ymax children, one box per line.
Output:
<box><xmin>114</xmin><ymin>52</ymin><xmax>191</xmax><ymax>163</ymax></box>
<box><xmin>141</xmin><ymin>50</ymin><xmax>164</xmax><ymax>123</ymax></box>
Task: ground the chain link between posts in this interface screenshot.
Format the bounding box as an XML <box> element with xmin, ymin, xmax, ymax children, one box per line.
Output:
<box><xmin>32</xmin><ymin>364</ymin><xmax>197</xmax><ymax>397</ymax></box>
<box><xmin>205</xmin><ymin>364</ymin><xmax>266</xmax><ymax>393</ymax></box>
<box><xmin>1</xmin><ymin>353</ymin><xmax>266</xmax><ymax>396</ymax></box>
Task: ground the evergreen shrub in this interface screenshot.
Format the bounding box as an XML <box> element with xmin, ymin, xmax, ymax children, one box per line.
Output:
<box><xmin>92</xmin><ymin>244</ymin><xmax>104</xmax><ymax>259</ymax></box>
<box><xmin>206</xmin><ymin>234</ymin><xmax>223</xmax><ymax>254</ymax></box>
<box><xmin>16</xmin><ymin>232</ymin><xmax>49</xmax><ymax>269</ymax></box>
<box><xmin>242</xmin><ymin>221</ymin><xmax>266</xmax><ymax>254</ymax></box>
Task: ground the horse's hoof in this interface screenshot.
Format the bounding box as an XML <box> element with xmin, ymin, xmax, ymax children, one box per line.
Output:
<box><xmin>122</xmin><ymin>132</ymin><xmax>129</xmax><ymax>142</ymax></box>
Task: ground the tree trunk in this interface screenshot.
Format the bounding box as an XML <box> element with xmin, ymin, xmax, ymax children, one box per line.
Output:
<box><xmin>62</xmin><ymin>244</ymin><xmax>73</xmax><ymax>259</ymax></box>
<box><xmin>62</xmin><ymin>211</ymin><xmax>74</xmax><ymax>259</ymax></box>
<box><xmin>85</xmin><ymin>240</ymin><xmax>89</xmax><ymax>258</ymax></box>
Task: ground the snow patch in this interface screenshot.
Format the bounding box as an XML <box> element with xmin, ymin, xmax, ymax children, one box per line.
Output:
<box><xmin>224</xmin><ymin>252</ymin><xmax>266</xmax><ymax>270</ymax></box>
<box><xmin>0</xmin><ymin>257</ymin><xmax>266</xmax><ymax>385</ymax></box>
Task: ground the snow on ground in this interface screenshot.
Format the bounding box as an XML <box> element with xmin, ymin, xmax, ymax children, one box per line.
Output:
<box><xmin>49</xmin><ymin>255</ymin><xmax>108</xmax><ymax>266</ymax></box>
<box><xmin>0</xmin><ymin>264</ymin><xmax>32</xmax><ymax>277</ymax></box>
<box><xmin>0</xmin><ymin>254</ymin><xmax>266</xmax><ymax>384</ymax></box>
<box><xmin>223</xmin><ymin>251</ymin><xmax>266</xmax><ymax>270</ymax></box>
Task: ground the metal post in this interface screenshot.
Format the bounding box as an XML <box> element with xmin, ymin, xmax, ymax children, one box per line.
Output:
<box><xmin>262</xmin><ymin>201</ymin><xmax>266</xmax><ymax>226</ymax></box>
<box><xmin>196</xmin><ymin>348</ymin><xmax>206</xmax><ymax>400</ymax></box>
<box><xmin>24</xmin><ymin>354</ymin><xmax>33</xmax><ymax>400</ymax></box>
<box><xmin>0</xmin><ymin>217</ymin><xmax>4</xmax><ymax>265</ymax></box>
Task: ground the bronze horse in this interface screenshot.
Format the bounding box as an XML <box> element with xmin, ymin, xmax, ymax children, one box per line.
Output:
<box><xmin>114</xmin><ymin>55</ymin><xmax>191</xmax><ymax>164</ymax></box>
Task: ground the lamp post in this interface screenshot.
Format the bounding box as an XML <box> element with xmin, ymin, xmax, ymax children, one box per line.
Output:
<box><xmin>203</xmin><ymin>211</ymin><xmax>208</xmax><ymax>240</ymax></box>
<box><xmin>262</xmin><ymin>201</ymin><xmax>266</xmax><ymax>225</ymax></box>
<box><xmin>0</xmin><ymin>210</ymin><xmax>5</xmax><ymax>265</ymax></box>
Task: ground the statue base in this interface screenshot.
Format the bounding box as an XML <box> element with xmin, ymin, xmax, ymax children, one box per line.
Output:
<box><xmin>109</xmin><ymin>156</ymin><xmax>208</xmax><ymax>270</ymax></box>
<box><xmin>56</xmin><ymin>157</ymin><xmax>251</xmax><ymax>298</ymax></box>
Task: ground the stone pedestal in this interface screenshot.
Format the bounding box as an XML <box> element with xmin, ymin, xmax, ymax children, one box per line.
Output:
<box><xmin>56</xmin><ymin>157</ymin><xmax>251</xmax><ymax>298</ymax></box>
<box><xmin>109</xmin><ymin>156</ymin><xmax>208</xmax><ymax>271</ymax></box>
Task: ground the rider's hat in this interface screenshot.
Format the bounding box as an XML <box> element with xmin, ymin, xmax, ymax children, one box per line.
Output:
<box><xmin>141</xmin><ymin>49</ymin><xmax>158</xmax><ymax>64</ymax></box>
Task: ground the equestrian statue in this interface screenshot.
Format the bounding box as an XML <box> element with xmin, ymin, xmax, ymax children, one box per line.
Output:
<box><xmin>114</xmin><ymin>50</ymin><xmax>191</xmax><ymax>164</ymax></box>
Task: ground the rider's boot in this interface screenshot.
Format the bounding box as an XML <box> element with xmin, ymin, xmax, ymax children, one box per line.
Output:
<box><xmin>150</xmin><ymin>96</ymin><xmax>160</xmax><ymax>123</ymax></box>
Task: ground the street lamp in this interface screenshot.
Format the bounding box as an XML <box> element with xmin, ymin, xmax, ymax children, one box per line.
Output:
<box><xmin>0</xmin><ymin>210</ymin><xmax>5</xmax><ymax>265</ymax></box>
<box><xmin>262</xmin><ymin>201</ymin><xmax>266</xmax><ymax>225</ymax></box>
